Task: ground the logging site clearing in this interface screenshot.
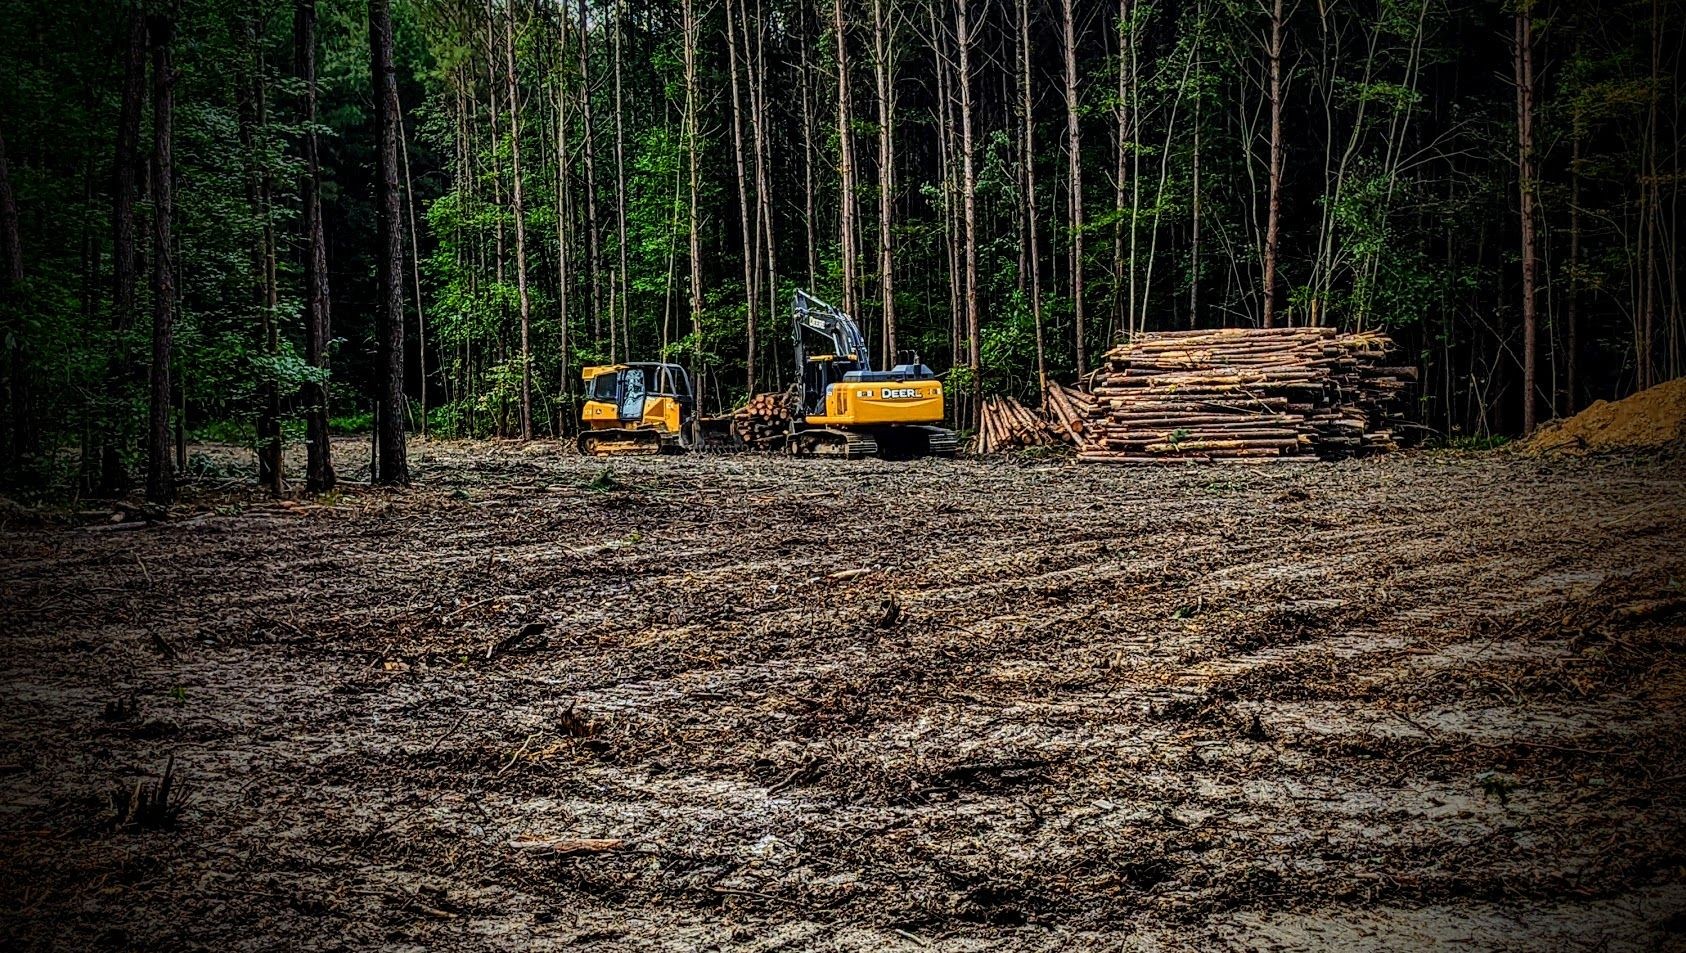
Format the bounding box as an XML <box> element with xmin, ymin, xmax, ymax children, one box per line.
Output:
<box><xmin>2</xmin><ymin>441</ymin><xmax>1685</xmax><ymax>951</ymax></box>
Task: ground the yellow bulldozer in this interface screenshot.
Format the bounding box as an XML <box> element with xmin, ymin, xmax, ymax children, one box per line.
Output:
<box><xmin>576</xmin><ymin>362</ymin><xmax>696</xmax><ymax>455</ymax></box>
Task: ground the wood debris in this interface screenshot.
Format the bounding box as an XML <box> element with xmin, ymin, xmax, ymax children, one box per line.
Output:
<box><xmin>970</xmin><ymin>395</ymin><xmax>1063</xmax><ymax>454</ymax></box>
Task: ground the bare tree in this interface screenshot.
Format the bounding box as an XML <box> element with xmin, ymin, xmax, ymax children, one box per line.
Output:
<box><xmin>682</xmin><ymin>0</ymin><xmax>704</xmax><ymax>393</ymax></box>
<box><xmin>100</xmin><ymin>7</ymin><xmax>148</xmax><ymax>494</ymax></box>
<box><xmin>1061</xmin><ymin>0</ymin><xmax>1086</xmax><ymax>373</ymax></box>
<box><xmin>726</xmin><ymin>0</ymin><xmax>758</xmax><ymax>388</ymax></box>
<box><xmin>1514</xmin><ymin>5</ymin><xmax>1537</xmax><ymax>434</ymax></box>
<box><xmin>872</xmin><ymin>0</ymin><xmax>899</xmax><ymax>364</ymax></box>
<box><xmin>370</xmin><ymin>0</ymin><xmax>409</xmax><ymax>482</ymax></box>
<box><xmin>296</xmin><ymin>0</ymin><xmax>335</xmax><ymax>492</ymax></box>
<box><xmin>833</xmin><ymin>0</ymin><xmax>859</xmax><ymax>318</ymax></box>
<box><xmin>504</xmin><ymin>4</ymin><xmax>533</xmax><ymax>438</ymax></box>
<box><xmin>146</xmin><ymin>8</ymin><xmax>177</xmax><ymax>504</ymax></box>
<box><xmin>956</xmin><ymin>0</ymin><xmax>980</xmax><ymax>411</ymax></box>
<box><xmin>1018</xmin><ymin>0</ymin><xmax>1046</xmax><ymax>392</ymax></box>
<box><xmin>1262</xmin><ymin>0</ymin><xmax>1285</xmax><ymax>328</ymax></box>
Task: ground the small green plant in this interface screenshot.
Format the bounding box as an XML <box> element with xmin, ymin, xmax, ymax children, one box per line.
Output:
<box><xmin>168</xmin><ymin>686</ymin><xmax>188</xmax><ymax>704</ymax></box>
<box><xmin>1439</xmin><ymin>434</ymin><xmax>1512</xmax><ymax>452</ymax></box>
<box><xmin>586</xmin><ymin>466</ymin><xmax>620</xmax><ymax>492</ymax></box>
<box><xmin>1169</xmin><ymin>428</ymin><xmax>1190</xmax><ymax>446</ymax></box>
<box><xmin>1477</xmin><ymin>772</ymin><xmax>1517</xmax><ymax>805</ymax></box>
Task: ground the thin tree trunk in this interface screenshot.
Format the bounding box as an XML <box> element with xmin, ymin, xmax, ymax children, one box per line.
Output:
<box><xmin>556</xmin><ymin>11</ymin><xmax>574</xmax><ymax>430</ymax></box>
<box><xmin>801</xmin><ymin>34</ymin><xmax>819</xmax><ymax>286</ymax></box>
<box><xmin>1566</xmin><ymin>104</ymin><xmax>1580</xmax><ymax>415</ymax></box>
<box><xmin>1262</xmin><ymin>0</ymin><xmax>1284</xmax><ymax>328</ymax></box>
<box><xmin>749</xmin><ymin>0</ymin><xmax>777</xmax><ymax>387</ymax></box>
<box><xmin>146</xmin><ymin>10</ymin><xmax>177</xmax><ymax>504</ymax></box>
<box><xmin>1112</xmin><ymin>0</ymin><xmax>1130</xmax><ymax>340</ymax></box>
<box><xmin>1640</xmin><ymin>0</ymin><xmax>1661</xmax><ymax>388</ymax></box>
<box><xmin>833</xmin><ymin>0</ymin><xmax>859</xmax><ymax>319</ymax></box>
<box><xmin>297</xmin><ymin>0</ymin><xmax>335</xmax><ymax>491</ymax></box>
<box><xmin>370</xmin><ymin>0</ymin><xmax>409</xmax><ymax>482</ymax></box>
<box><xmin>612</xmin><ymin>0</ymin><xmax>630</xmax><ymax>364</ymax></box>
<box><xmin>577</xmin><ymin>0</ymin><xmax>602</xmax><ymax>359</ymax></box>
<box><xmin>1189</xmin><ymin>1</ymin><xmax>1202</xmax><ymax>329</ymax></box>
<box><xmin>99</xmin><ymin>8</ymin><xmax>148</xmax><ymax>493</ymax></box>
<box><xmin>504</xmin><ymin>5</ymin><xmax>532</xmax><ymax>439</ymax></box>
<box><xmin>873</xmin><ymin>0</ymin><xmax>897</xmax><ymax>365</ymax></box>
<box><xmin>1019</xmin><ymin>0</ymin><xmax>1047</xmax><ymax>393</ymax></box>
<box><xmin>1061</xmin><ymin>0</ymin><xmax>1086</xmax><ymax>374</ymax></box>
<box><xmin>1515</xmin><ymin>7</ymin><xmax>1538</xmax><ymax>434</ymax></box>
<box><xmin>400</xmin><ymin>108</ymin><xmax>427</xmax><ymax>437</ymax></box>
<box><xmin>241</xmin><ymin>24</ymin><xmax>284</xmax><ymax>495</ymax></box>
<box><xmin>726</xmin><ymin>0</ymin><xmax>758</xmax><ymax>389</ymax></box>
<box><xmin>956</xmin><ymin>0</ymin><xmax>980</xmax><ymax>411</ymax></box>
<box><xmin>682</xmin><ymin>0</ymin><xmax>704</xmax><ymax>402</ymax></box>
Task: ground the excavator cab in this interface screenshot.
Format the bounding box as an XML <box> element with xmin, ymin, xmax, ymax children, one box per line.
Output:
<box><xmin>578</xmin><ymin>363</ymin><xmax>694</xmax><ymax>455</ymax></box>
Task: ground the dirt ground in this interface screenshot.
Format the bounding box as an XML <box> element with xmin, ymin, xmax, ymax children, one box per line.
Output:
<box><xmin>2</xmin><ymin>440</ymin><xmax>1684</xmax><ymax>951</ymax></box>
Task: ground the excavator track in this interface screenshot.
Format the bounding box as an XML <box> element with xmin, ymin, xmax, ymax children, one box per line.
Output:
<box><xmin>790</xmin><ymin>428</ymin><xmax>879</xmax><ymax>459</ymax></box>
<box><xmin>918</xmin><ymin>426</ymin><xmax>960</xmax><ymax>458</ymax></box>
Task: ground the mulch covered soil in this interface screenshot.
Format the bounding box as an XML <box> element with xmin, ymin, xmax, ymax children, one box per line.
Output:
<box><xmin>2</xmin><ymin>440</ymin><xmax>1684</xmax><ymax>950</ymax></box>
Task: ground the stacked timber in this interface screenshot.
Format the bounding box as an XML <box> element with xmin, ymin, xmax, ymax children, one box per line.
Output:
<box><xmin>971</xmin><ymin>395</ymin><xmax>1062</xmax><ymax>454</ymax></box>
<box><xmin>1070</xmin><ymin>327</ymin><xmax>1412</xmax><ymax>464</ymax></box>
<box><xmin>731</xmin><ymin>390</ymin><xmax>796</xmax><ymax>447</ymax></box>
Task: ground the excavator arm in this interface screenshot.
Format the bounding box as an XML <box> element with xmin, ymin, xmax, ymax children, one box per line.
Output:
<box><xmin>793</xmin><ymin>290</ymin><xmax>872</xmax><ymax>372</ymax></box>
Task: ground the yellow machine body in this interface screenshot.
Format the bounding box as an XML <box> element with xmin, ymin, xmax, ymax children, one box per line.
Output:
<box><xmin>578</xmin><ymin>363</ymin><xmax>693</xmax><ymax>455</ymax></box>
<box><xmin>804</xmin><ymin>372</ymin><xmax>946</xmax><ymax>427</ymax></box>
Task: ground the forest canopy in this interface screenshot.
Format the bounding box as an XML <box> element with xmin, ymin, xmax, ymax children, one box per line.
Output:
<box><xmin>0</xmin><ymin>0</ymin><xmax>1679</xmax><ymax>495</ymax></box>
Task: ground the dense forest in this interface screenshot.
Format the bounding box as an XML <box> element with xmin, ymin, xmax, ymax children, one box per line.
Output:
<box><xmin>0</xmin><ymin>0</ymin><xmax>1679</xmax><ymax>497</ymax></box>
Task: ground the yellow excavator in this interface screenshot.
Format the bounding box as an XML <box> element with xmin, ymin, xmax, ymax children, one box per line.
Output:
<box><xmin>577</xmin><ymin>362</ymin><xmax>696</xmax><ymax>455</ymax></box>
<box><xmin>787</xmin><ymin>290</ymin><xmax>958</xmax><ymax>458</ymax></box>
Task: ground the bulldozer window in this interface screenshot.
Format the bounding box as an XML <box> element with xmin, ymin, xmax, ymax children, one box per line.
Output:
<box><xmin>588</xmin><ymin>372</ymin><xmax>619</xmax><ymax>403</ymax></box>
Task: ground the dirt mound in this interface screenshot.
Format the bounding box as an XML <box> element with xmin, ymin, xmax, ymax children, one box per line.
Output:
<box><xmin>1525</xmin><ymin>376</ymin><xmax>1686</xmax><ymax>456</ymax></box>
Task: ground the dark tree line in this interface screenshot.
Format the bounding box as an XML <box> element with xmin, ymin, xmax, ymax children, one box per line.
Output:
<box><xmin>0</xmin><ymin>0</ymin><xmax>1679</xmax><ymax>498</ymax></box>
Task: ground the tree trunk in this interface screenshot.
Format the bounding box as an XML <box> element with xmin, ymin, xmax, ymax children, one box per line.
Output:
<box><xmin>956</xmin><ymin>0</ymin><xmax>980</xmax><ymax>411</ymax></box>
<box><xmin>1019</xmin><ymin>0</ymin><xmax>1047</xmax><ymax>393</ymax></box>
<box><xmin>726</xmin><ymin>0</ymin><xmax>758</xmax><ymax>390</ymax></box>
<box><xmin>370</xmin><ymin>0</ymin><xmax>408</xmax><ymax>482</ymax></box>
<box><xmin>557</xmin><ymin>10</ymin><xmax>574</xmax><ymax>431</ymax></box>
<box><xmin>1262</xmin><ymin>0</ymin><xmax>1284</xmax><ymax>329</ymax></box>
<box><xmin>296</xmin><ymin>0</ymin><xmax>335</xmax><ymax>492</ymax></box>
<box><xmin>1061</xmin><ymin>0</ymin><xmax>1086</xmax><ymax>375</ymax></box>
<box><xmin>872</xmin><ymin>0</ymin><xmax>897</xmax><ymax>365</ymax></box>
<box><xmin>833</xmin><ymin>0</ymin><xmax>859</xmax><ymax>319</ymax></box>
<box><xmin>504</xmin><ymin>4</ymin><xmax>532</xmax><ymax>439</ymax></box>
<box><xmin>241</xmin><ymin>22</ymin><xmax>284</xmax><ymax>496</ymax></box>
<box><xmin>1566</xmin><ymin>102</ymin><xmax>1580</xmax><ymax>415</ymax></box>
<box><xmin>100</xmin><ymin>7</ymin><xmax>147</xmax><ymax>495</ymax></box>
<box><xmin>682</xmin><ymin>0</ymin><xmax>703</xmax><ymax>399</ymax></box>
<box><xmin>1112</xmin><ymin>0</ymin><xmax>1130</xmax><ymax>340</ymax></box>
<box><xmin>1514</xmin><ymin>7</ymin><xmax>1537</xmax><ymax>434</ymax></box>
<box><xmin>748</xmin><ymin>0</ymin><xmax>778</xmax><ymax>387</ymax></box>
<box><xmin>800</xmin><ymin>33</ymin><xmax>818</xmax><ymax>286</ymax></box>
<box><xmin>612</xmin><ymin>0</ymin><xmax>630</xmax><ymax>366</ymax></box>
<box><xmin>577</xmin><ymin>0</ymin><xmax>603</xmax><ymax>359</ymax></box>
<box><xmin>146</xmin><ymin>10</ymin><xmax>177</xmax><ymax>504</ymax></box>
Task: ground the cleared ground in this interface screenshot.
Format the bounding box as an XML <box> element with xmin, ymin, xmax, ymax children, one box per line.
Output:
<box><xmin>2</xmin><ymin>442</ymin><xmax>1684</xmax><ymax>950</ymax></box>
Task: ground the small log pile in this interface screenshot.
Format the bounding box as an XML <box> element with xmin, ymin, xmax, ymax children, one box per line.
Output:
<box><xmin>971</xmin><ymin>395</ymin><xmax>1062</xmax><ymax>454</ymax></box>
<box><xmin>730</xmin><ymin>390</ymin><xmax>796</xmax><ymax>447</ymax></box>
<box><xmin>1069</xmin><ymin>327</ymin><xmax>1413</xmax><ymax>463</ymax></box>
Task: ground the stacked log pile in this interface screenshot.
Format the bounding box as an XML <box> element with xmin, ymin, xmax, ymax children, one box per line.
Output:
<box><xmin>730</xmin><ymin>390</ymin><xmax>796</xmax><ymax>447</ymax></box>
<box><xmin>971</xmin><ymin>395</ymin><xmax>1062</xmax><ymax>453</ymax></box>
<box><xmin>1069</xmin><ymin>327</ymin><xmax>1412</xmax><ymax>463</ymax></box>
